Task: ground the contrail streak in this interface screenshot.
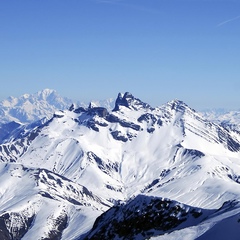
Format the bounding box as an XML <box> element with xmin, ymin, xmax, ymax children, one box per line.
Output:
<box><xmin>218</xmin><ymin>15</ymin><xmax>240</xmax><ymax>27</ymax></box>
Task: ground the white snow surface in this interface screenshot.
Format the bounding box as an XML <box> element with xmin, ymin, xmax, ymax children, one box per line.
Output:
<box><xmin>0</xmin><ymin>89</ymin><xmax>115</xmax><ymax>124</ymax></box>
<box><xmin>0</xmin><ymin>89</ymin><xmax>74</xmax><ymax>124</ymax></box>
<box><xmin>1</xmin><ymin>91</ymin><xmax>240</xmax><ymax>239</ymax></box>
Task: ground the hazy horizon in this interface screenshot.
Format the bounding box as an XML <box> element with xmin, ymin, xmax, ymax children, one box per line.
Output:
<box><xmin>1</xmin><ymin>0</ymin><xmax>239</xmax><ymax>110</ymax></box>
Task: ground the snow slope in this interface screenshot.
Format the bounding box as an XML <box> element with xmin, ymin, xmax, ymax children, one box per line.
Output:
<box><xmin>0</xmin><ymin>162</ymin><xmax>110</xmax><ymax>239</ymax></box>
<box><xmin>1</xmin><ymin>91</ymin><xmax>240</xmax><ymax>239</ymax></box>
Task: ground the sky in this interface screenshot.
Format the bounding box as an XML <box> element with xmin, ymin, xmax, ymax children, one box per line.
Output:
<box><xmin>0</xmin><ymin>0</ymin><xmax>240</xmax><ymax>110</ymax></box>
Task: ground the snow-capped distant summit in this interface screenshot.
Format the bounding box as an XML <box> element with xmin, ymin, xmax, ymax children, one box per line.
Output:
<box><xmin>200</xmin><ymin>109</ymin><xmax>240</xmax><ymax>132</ymax></box>
<box><xmin>0</xmin><ymin>89</ymin><xmax>73</xmax><ymax>124</ymax></box>
<box><xmin>0</xmin><ymin>89</ymin><xmax>116</xmax><ymax>143</ymax></box>
<box><xmin>36</xmin><ymin>88</ymin><xmax>58</xmax><ymax>101</ymax></box>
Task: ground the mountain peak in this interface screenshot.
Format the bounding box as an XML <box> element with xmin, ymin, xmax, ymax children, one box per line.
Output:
<box><xmin>1</xmin><ymin>91</ymin><xmax>240</xmax><ymax>239</ymax></box>
<box><xmin>38</xmin><ymin>88</ymin><xmax>56</xmax><ymax>94</ymax></box>
<box><xmin>113</xmin><ymin>92</ymin><xmax>151</xmax><ymax>111</ymax></box>
<box><xmin>0</xmin><ymin>89</ymin><xmax>73</xmax><ymax>124</ymax></box>
<box><xmin>166</xmin><ymin>99</ymin><xmax>196</xmax><ymax>114</ymax></box>
<box><xmin>88</xmin><ymin>101</ymin><xmax>98</xmax><ymax>109</ymax></box>
<box><xmin>36</xmin><ymin>88</ymin><xmax>57</xmax><ymax>101</ymax></box>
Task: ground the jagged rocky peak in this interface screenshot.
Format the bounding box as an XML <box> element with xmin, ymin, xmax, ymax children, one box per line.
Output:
<box><xmin>88</xmin><ymin>102</ymin><xmax>109</xmax><ymax>118</ymax></box>
<box><xmin>69</xmin><ymin>103</ymin><xmax>77</xmax><ymax>111</ymax></box>
<box><xmin>113</xmin><ymin>92</ymin><xmax>152</xmax><ymax>111</ymax></box>
<box><xmin>69</xmin><ymin>103</ymin><xmax>87</xmax><ymax>114</ymax></box>
<box><xmin>164</xmin><ymin>99</ymin><xmax>199</xmax><ymax>118</ymax></box>
<box><xmin>88</xmin><ymin>102</ymin><xmax>99</xmax><ymax>109</ymax></box>
<box><xmin>167</xmin><ymin>99</ymin><xmax>192</xmax><ymax>112</ymax></box>
<box><xmin>69</xmin><ymin>101</ymin><xmax>110</xmax><ymax>117</ymax></box>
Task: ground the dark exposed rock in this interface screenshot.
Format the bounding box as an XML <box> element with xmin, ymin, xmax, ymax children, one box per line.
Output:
<box><xmin>147</xmin><ymin>127</ymin><xmax>155</xmax><ymax>133</ymax></box>
<box><xmin>73</xmin><ymin>107</ymin><xmax>87</xmax><ymax>114</ymax></box>
<box><xmin>53</xmin><ymin>111</ymin><xmax>64</xmax><ymax>118</ymax></box>
<box><xmin>110</xmin><ymin>131</ymin><xmax>128</xmax><ymax>142</ymax></box>
<box><xmin>157</xmin><ymin>119</ymin><xmax>163</xmax><ymax>126</ymax></box>
<box><xmin>217</xmin><ymin>128</ymin><xmax>240</xmax><ymax>152</ymax></box>
<box><xmin>87</xmin><ymin>151</ymin><xmax>119</xmax><ymax>174</ymax></box>
<box><xmin>39</xmin><ymin>191</ymin><xmax>54</xmax><ymax>199</ymax></box>
<box><xmin>182</xmin><ymin>148</ymin><xmax>205</xmax><ymax>159</ymax></box>
<box><xmin>0</xmin><ymin>121</ymin><xmax>21</xmax><ymax>143</ymax></box>
<box><xmin>0</xmin><ymin>212</ymin><xmax>35</xmax><ymax>240</ymax></box>
<box><xmin>113</xmin><ymin>92</ymin><xmax>152</xmax><ymax>111</ymax></box>
<box><xmin>88</xmin><ymin>107</ymin><xmax>108</xmax><ymax>118</ymax></box>
<box><xmin>87</xmin><ymin>121</ymin><xmax>99</xmax><ymax>132</ymax></box>
<box><xmin>141</xmin><ymin>179</ymin><xmax>160</xmax><ymax>193</ymax></box>
<box><xmin>83</xmin><ymin>195</ymin><xmax>209</xmax><ymax>240</ymax></box>
<box><xmin>138</xmin><ymin>113</ymin><xmax>157</xmax><ymax>124</ymax></box>
<box><xmin>105</xmin><ymin>184</ymin><xmax>123</xmax><ymax>192</ymax></box>
<box><xmin>69</xmin><ymin>103</ymin><xmax>75</xmax><ymax>111</ymax></box>
<box><xmin>169</xmin><ymin>100</ymin><xmax>195</xmax><ymax>114</ymax></box>
<box><xmin>45</xmin><ymin>214</ymin><xmax>68</xmax><ymax>240</ymax></box>
<box><xmin>106</xmin><ymin>114</ymin><xmax>140</xmax><ymax>131</ymax></box>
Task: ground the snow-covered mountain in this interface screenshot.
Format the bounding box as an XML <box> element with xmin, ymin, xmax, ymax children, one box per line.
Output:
<box><xmin>0</xmin><ymin>89</ymin><xmax>73</xmax><ymax>144</ymax></box>
<box><xmin>1</xmin><ymin>91</ymin><xmax>240</xmax><ymax>239</ymax></box>
<box><xmin>0</xmin><ymin>89</ymin><xmax>115</xmax><ymax>125</ymax></box>
<box><xmin>201</xmin><ymin>109</ymin><xmax>240</xmax><ymax>133</ymax></box>
<box><xmin>0</xmin><ymin>89</ymin><xmax>73</xmax><ymax>124</ymax></box>
<box><xmin>0</xmin><ymin>89</ymin><xmax>115</xmax><ymax>144</ymax></box>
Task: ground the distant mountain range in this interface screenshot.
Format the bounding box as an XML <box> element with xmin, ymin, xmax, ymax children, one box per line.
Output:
<box><xmin>200</xmin><ymin>109</ymin><xmax>240</xmax><ymax>132</ymax></box>
<box><xmin>1</xmin><ymin>88</ymin><xmax>239</xmax><ymax>127</ymax></box>
<box><xmin>0</xmin><ymin>89</ymin><xmax>114</xmax><ymax>143</ymax></box>
<box><xmin>0</xmin><ymin>90</ymin><xmax>240</xmax><ymax>239</ymax></box>
<box><xmin>0</xmin><ymin>89</ymin><xmax>73</xmax><ymax>124</ymax></box>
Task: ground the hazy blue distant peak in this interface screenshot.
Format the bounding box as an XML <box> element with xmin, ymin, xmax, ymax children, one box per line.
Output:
<box><xmin>2</xmin><ymin>89</ymin><xmax>70</xmax><ymax>106</ymax></box>
<box><xmin>0</xmin><ymin>89</ymin><xmax>116</xmax><ymax>124</ymax></box>
<box><xmin>36</xmin><ymin>88</ymin><xmax>57</xmax><ymax>100</ymax></box>
<box><xmin>0</xmin><ymin>89</ymin><xmax>73</xmax><ymax>124</ymax></box>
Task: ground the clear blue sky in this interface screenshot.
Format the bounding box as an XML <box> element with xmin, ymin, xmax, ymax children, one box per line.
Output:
<box><xmin>1</xmin><ymin>0</ymin><xmax>240</xmax><ymax>110</ymax></box>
